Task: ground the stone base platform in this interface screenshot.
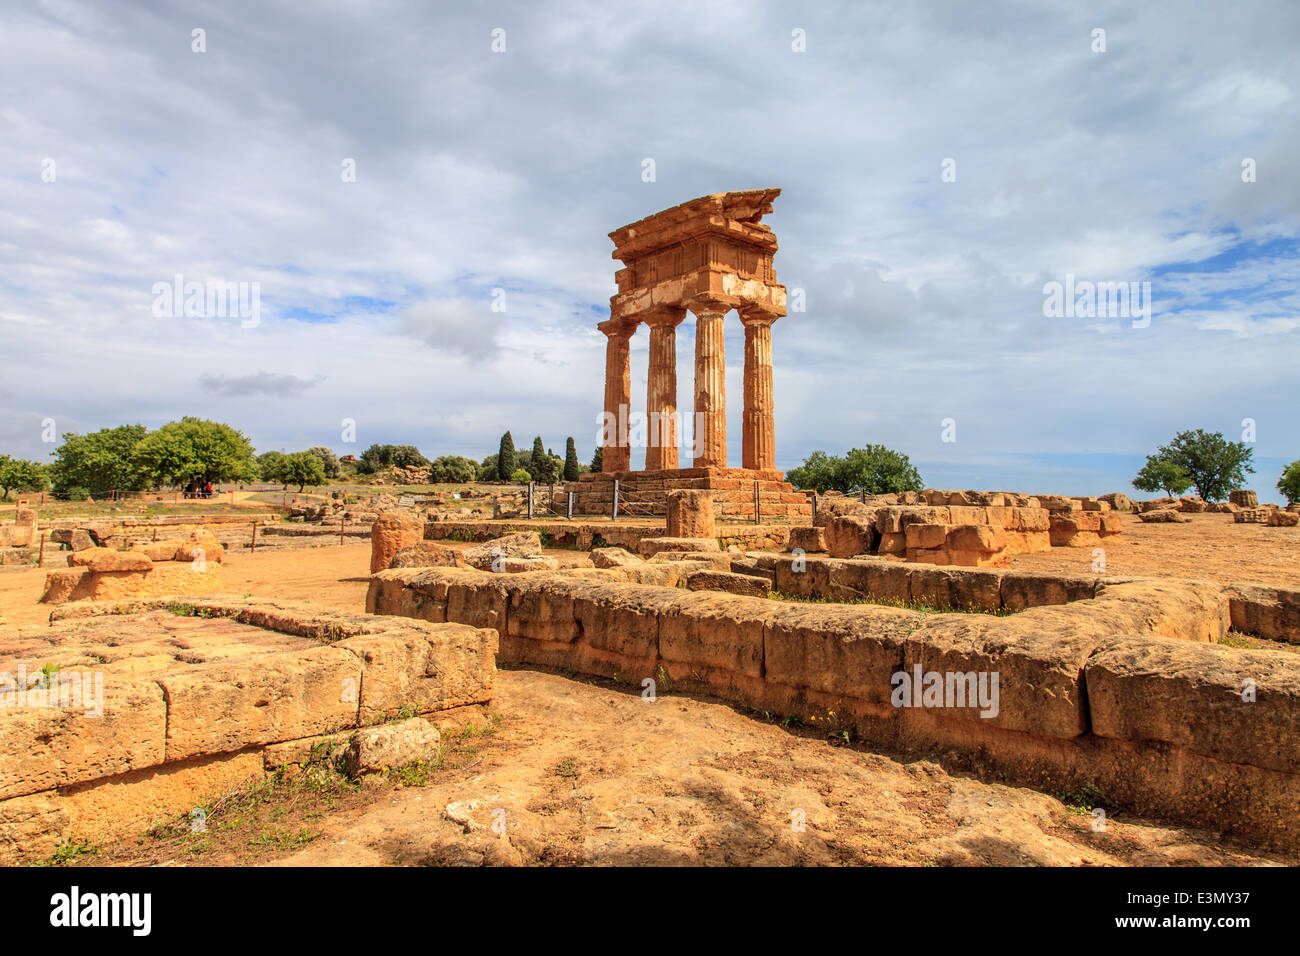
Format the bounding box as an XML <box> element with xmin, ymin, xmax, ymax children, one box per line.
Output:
<box><xmin>555</xmin><ymin>467</ymin><xmax>811</xmax><ymax>521</ymax></box>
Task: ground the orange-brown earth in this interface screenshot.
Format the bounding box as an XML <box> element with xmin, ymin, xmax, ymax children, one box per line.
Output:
<box><xmin>1006</xmin><ymin>512</ymin><xmax>1299</xmax><ymax>588</ymax></box>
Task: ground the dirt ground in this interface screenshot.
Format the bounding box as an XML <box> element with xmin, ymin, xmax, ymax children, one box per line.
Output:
<box><xmin>1007</xmin><ymin>512</ymin><xmax>1299</xmax><ymax>588</ymax></box>
<box><xmin>7</xmin><ymin>538</ymin><xmax>1291</xmax><ymax>867</ymax></box>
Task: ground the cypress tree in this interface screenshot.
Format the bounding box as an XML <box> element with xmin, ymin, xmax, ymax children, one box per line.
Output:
<box><xmin>497</xmin><ymin>432</ymin><xmax>515</xmax><ymax>482</ymax></box>
<box><xmin>564</xmin><ymin>437</ymin><xmax>580</xmax><ymax>481</ymax></box>
<box><xmin>529</xmin><ymin>437</ymin><xmax>547</xmax><ymax>483</ymax></box>
<box><xmin>590</xmin><ymin>446</ymin><xmax>603</xmax><ymax>473</ymax></box>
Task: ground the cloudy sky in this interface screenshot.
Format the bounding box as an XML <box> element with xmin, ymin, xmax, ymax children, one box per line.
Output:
<box><xmin>2</xmin><ymin>0</ymin><xmax>1297</xmax><ymax>500</ymax></box>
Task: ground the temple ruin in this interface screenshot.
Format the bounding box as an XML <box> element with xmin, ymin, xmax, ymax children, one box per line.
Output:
<box><xmin>562</xmin><ymin>189</ymin><xmax>811</xmax><ymax>520</ymax></box>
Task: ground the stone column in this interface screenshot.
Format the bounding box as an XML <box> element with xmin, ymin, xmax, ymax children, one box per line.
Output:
<box><xmin>598</xmin><ymin>317</ymin><xmax>635</xmax><ymax>473</ymax></box>
<box><xmin>740</xmin><ymin>306</ymin><xmax>778</xmax><ymax>472</ymax></box>
<box><xmin>642</xmin><ymin>306</ymin><xmax>686</xmax><ymax>471</ymax></box>
<box><xmin>686</xmin><ymin>296</ymin><xmax>731</xmax><ymax>469</ymax></box>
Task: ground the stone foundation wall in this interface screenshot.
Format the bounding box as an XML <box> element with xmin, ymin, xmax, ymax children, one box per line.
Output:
<box><xmin>0</xmin><ymin>599</ymin><xmax>495</xmax><ymax>863</ymax></box>
<box><xmin>558</xmin><ymin>467</ymin><xmax>811</xmax><ymax>521</ymax></box>
<box><xmin>368</xmin><ymin>565</ymin><xmax>1300</xmax><ymax>850</ymax></box>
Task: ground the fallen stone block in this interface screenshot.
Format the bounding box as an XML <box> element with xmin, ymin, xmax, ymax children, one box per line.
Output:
<box><xmin>686</xmin><ymin>570</ymin><xmax>770</xmax><ymax>598</ymax></box>
<box><xmin>343</xmin><ymin>717</ymin><xmax>441</xmax><ymax>777</ymax></box>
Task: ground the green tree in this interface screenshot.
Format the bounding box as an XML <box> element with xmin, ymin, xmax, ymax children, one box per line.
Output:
<box><xmin>510</xmin><ymin>467</ymin><xmax>531</xmax><ymax>484</ymax></box>
<box><xmin>0</xmin><ymin>456</ymin><xmax>49</xmax><ymax>500</ymax></box>
<box><xmin>131</xmin><ymin>418</ymin><xmax>258</xmax><ymax>488</ymax></box>
<box><xmin>1132</xmin><ymin>454</ymin><xmax>1193</xmax><ymax>498</ymax></box>
<box><xmin>1142</xmin><ymin>429</ymin><xmax>1254</xmax><ymax>501</ymax></box>
<box><xmin>528</xmin><ymin>437</ymin><xmax>558</xmax><ymax>484</ymax></box>
<box><xmin>283</xmin><ymin>451</ymin><xmax>326</xmax><ymax>492</ymax></box>
<box><xmin>306</xmin><ymin>446</ymin><xmax>341</xmax><ymax>479</ymax></box>
<box><xmin>429</xmin><ymin>455</ymin><xmax>478</xmax><ymax>484</ymax></box>
<box><xmin>497</xmin><ymin>432</ymin><xmax>515</xmax><ymax>482</ymax></box>
<box><xmin>837</xmin><ymin>445</ymin><xmax>924</xmax><ymax>494</ymax></box>
<box><xmin>478</xmin><ymin>454</ymin><xmax>498</xmax><ymax>482</ymax></box>
<box><xmin>258</xmin><ymin>451</ymin><xmax>290</xmax><ymax>485</ymax></box>
<box><xmin>48</xmin><ymin>424</ymin><xmax>149</xmax><ymax>498</ymax></box>
<box><xmin>590</xmin><ymin>446</ymin><xmax>603</xmax><ymax>473</ymax></box>
<box><xmin>786</xmin><ymin>450</ymin><xmax>837</xmax><ymax>493</ymax></box>
<box><xmin>564</xmin><ymin>437</ymin><xmax>581</xmax><ymax>482</ymax></box>
<box><xmin>1278</xmin><ymin>461</ymin><xmax>1300</xmax><ymax>505</ymax></box>
<box><xmin>356</xmin><ymin>444</ymin><xmax>429</xmax><ymax>474</ymax></box>
<box><xmin>786</xmin><ymin>446</ymin><xmax>923</xmax><ymax>495</ymax></box>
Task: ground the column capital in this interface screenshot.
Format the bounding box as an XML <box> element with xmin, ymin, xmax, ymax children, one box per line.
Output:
<box><xmin>637</xmin><ymin>304</ymin><xmax>687</xmax><ymax>329</ymax></box>
<box><xmin>597</xmin><ymin>316</ymin><xmax>638</xmax><ymax>339</ymax></box>
<box><xmin>738</xmin><ymin>303</ymin><xmax>781</xmax><ymax>328</ymax></box>
<box><xmin>684</xmin><ymin>293</ymin><xmax>740</xmax><ymax>318</ymax></box>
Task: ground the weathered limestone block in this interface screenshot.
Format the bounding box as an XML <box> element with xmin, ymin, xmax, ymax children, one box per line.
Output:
<box><xmin>999</xmin><ymin>571</ymin><xmax>1096</xmax><ymax>612</ymax></box>
<box><xmin>1138</xmin><ymin>508</ymin><xmax>1190</xmax><ymax>523</ymax></box>
<box><xmin>666</xmin><ymin>489</ymin><xmax>715</xmax><ymax>539</ymax></box>
<box><xmin>370</xmin><ymin>510</ymin><xmax>426</xmax><ymax>574</ymax></box>
<box><xmin>824</xmin><ymin>514</ymin><xmax>877</xmax><ymax>558</ymax></box>
<box><xmin>905</xmin><ymin>611</ymin><xmax>1098</xmax><ymax>738</ymax></box>
<box><xmin>0</xmin><ymin>677</ymin><xmax>167</xmax><ymax>800</ymax></box>
<box><xmin>39</xmin><ymin>563</ymin><xmax>225</xmax><ymax>605</ymax></box>
<box><xmin>786</xmin><ymin>526</ymin><xmax>826</xmax><ymax>553</ymax></box>
<box><xmin>1234</xmin><ymin>508</ymin><xmax>1270</xmax><ymax>524</ymax></box>
<box><xmin>590</xmin><ymin>546</ymin><xmax>643</xmax><ymax>568</ymax></box>
<box><xmin>764</xmin><ymin>602</ymin><xmax>912</xmax><ymax>705</ymax></box>
<box><xmin>343</xmin><ymin>717</ymin><xmax>441</xmax><ymax>777</ymax></box>
<box><xmin>159</xmin><ymin>645</ymin><xmax>361</xmax><ymax>760</ymax></box>
<box><xmin>904</xmin><ymin>523</ymin><xmax>949</xmax><ymax>551</ymax></box>
<box><xmin>336</xmin><ymin>623</ymin><xmax>497</xmax><ymax>723</ymax></box>
<box><xmin>1229</xmin><ymin>489</ymin><xmax>1259</xmax><ymax>508</ymax></box>
<box><xmin>637</xmin><ymin>536</ymin><xmax>720</xmax><ymax>558</ymax></box>
<box><xmin>1178</xmin><ymin>496</ymin><xmax>1207</xmax><ymax>513</ymax></box>
<box><xmin>1226</xmin><ymin>584</ymin><xmax>1300</xmax><ymax>642</ymax></box>
<box><xmin>1140</xmin><ymin>497</ymin><xmax>1177</xmax><ymax>512</ymax></box>
<box><xmin>686</xmin><ymin>570</ymin><xmax>770</xmax><ymax>598</ymax></box>
<box><xmin>1268</xmin><ymin>510</ymin><xmax>1299</xmax><ymax>527</ymax></box>
<box><xmin>67</xmin><ymin>548</ymin><xmax>152</xmax><ymax>572</ymax></box>
<box><xmin>462</xmin><ymin>531</ymin><xmax>544</xmax><ymax>570</ymax></box>
<box><xmin>907</xmin><ymin>565</ymin><xmax>1002</xmax><ymax>612</ymax></box>
<box><xmin>1099</xmin><ymin>492</ymin><xmax>1134</xmax><ymax>511</ymax></box>
<box><xmin>1085</xmin><ymin>637</ymin><xmax>1300</xmax><ymax>774</ymax></box>
<box><xmin>812</xmin><ymin>497</ymin><xmax>871</xmax><ymax>528</ymax></box>
<box><xmin>390</xmin><ymin>541</ymin><xmax>462</xmax><ymax>569</ymax></box>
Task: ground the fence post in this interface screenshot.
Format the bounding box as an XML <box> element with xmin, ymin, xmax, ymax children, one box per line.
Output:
<box><xmin>860</xmin><ymin>487</ymin><xmax>866</xmax><ymax>504</ymax></box>
<box><xmin>527</xmin><ymin>483</ymin><xmax>535</xmax><ymax>519</ymax></box>
<box><xmin>38</xmin><ymin>532</ymin><xmax>45</xmax><ymax>568</ymax></box>
<box><xmin>567</xmin><ymin>491</ymin><xmax>574</xmax><ymax>520</ymax></box>
<box><xmin>251</xmin><ymin>521</ymin><xmax>257</xmax><ymax>553</ymax></box>
<box><xmin>811</xmin><ymin>492</ymin><xmax>818</xmax><ymax>524</ymax></box>
<box><xmin>612</xmin><ymin>479</ymin><xmax>620</xmax><ymax>521</ymax></box>
<box><xmin>340</xmin><ymin>514</ymin><xmax>346</xmax><ymax>546</ymax></box>
<box><xmin>754</xmin><ymin>480</ymin><xmax>761</xmax><ymax>525</ymax></box>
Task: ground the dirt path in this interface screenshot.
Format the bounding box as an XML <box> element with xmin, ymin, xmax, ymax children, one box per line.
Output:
<box><xmin>267</xmin><ymin>669</ymin><xmax>1283</xmax><ymax>867</ymax></box>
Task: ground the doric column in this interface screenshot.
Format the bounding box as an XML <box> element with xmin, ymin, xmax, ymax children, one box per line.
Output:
<box><xmin>740</xmin><ymin>306</ymin><xmax>778</xmax><ymax>472</ymax></box>
<box><xmin>642</xmin><ymin>305</ymin><xmax>686</xmax><ymax>471</ymax></box>
<box><xmin>598</xmin><ymin>317</ymin><xmax>635</xmax><ymax>473</ymax></box>
<box><xmin>685</xmin><ymin>295</ymin><xmax>732</xmax><ymax>469</ymax></box>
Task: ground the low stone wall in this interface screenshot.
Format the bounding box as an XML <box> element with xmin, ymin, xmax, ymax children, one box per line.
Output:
<box><xmin>743</xmin><ymin>554</ymin><xmax>1300</xmax><ymax>644</ymax></box>
<box><xmin>368</xmin><ymin>565</ymin><xmax>1300</xmax><ymax>850</ymax></box>
<box><xmin>0</xmin><ymin>598</ymin><xmax>495</xmax><ymax>863</ymax></box>
<box><xmin>425</xmin><ymin>519</ymin><xmax>790</xmax><ymax>552</ymax></box>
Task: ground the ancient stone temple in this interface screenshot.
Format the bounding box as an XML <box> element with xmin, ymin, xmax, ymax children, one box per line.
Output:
<box><xmin>560</xmin><ymin>189</ymin><xmax>810</xmax><ymax>520</ymax></box>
